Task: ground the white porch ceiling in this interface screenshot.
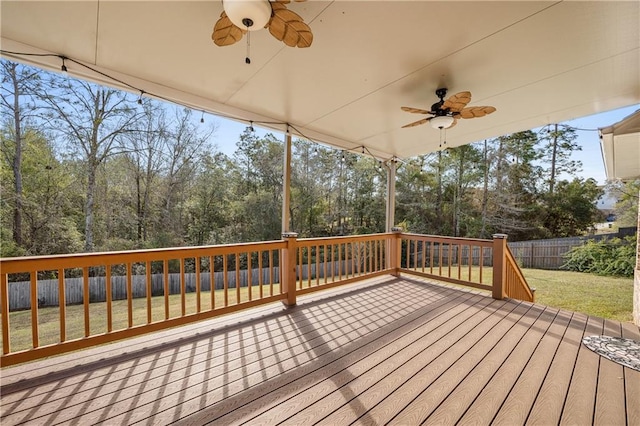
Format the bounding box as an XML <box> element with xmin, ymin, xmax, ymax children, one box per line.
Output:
<box><xmin>1</xmin><ymin>1</ymin><xmax>639</xmax><ymax>160</ymax></box>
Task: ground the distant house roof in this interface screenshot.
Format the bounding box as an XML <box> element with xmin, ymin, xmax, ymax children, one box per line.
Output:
<box><xmin>600</xmin><ymin>109</ymin><xmax>640</xmax><ymax>181</ymax></box>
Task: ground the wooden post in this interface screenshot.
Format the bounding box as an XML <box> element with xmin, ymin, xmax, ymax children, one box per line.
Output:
<box><xmin>385</xmin><ymin>159</ymin><xmax>397</xmax><ymax>233</ymax></box>
<box><xmin>390</xmin><ymin>227</ymin><xmax>403</xmax><ymax>277</ymax></box>
<box><xmin>282</xmin><ymin>130</ymin><xmax>292</xmax><ymax>234</ymax></box>
<box><xmin>282</xmin><ymin>232</ymin><xmax>298</xmax><ymax>307</ymax></box>
<box><xmin>492</xmin><ymin>234</ymin><xmax>508</xmax><ymax>300</ymax></box>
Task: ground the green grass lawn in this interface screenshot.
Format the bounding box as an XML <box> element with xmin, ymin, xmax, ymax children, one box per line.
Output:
<box><xmin>521</xmin><ymin>269</ymin><xmax>634</xmax><ymax>323</ymax></box>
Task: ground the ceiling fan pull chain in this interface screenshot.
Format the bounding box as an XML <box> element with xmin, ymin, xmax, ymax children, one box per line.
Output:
<box><xmin>245</xmin><ymin>31</ymin><xmax>251</xmax><ymax>64</ymax></box>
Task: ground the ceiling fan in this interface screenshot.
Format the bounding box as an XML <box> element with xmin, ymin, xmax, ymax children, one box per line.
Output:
<box><xmin>401</xmin><ymin>88</ymin><xmax>496</xmax><ymax>130</ymax></box>
<box><xmin>212</xmin><ymin>0</ymin><xmax>313</xmax><ymax>49</ymax></box>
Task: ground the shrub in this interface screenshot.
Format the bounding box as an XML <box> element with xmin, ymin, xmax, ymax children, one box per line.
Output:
<box><xmin>562</xmin><ymin>236</ymin><xmax>636</xmax><ymax>277</ymax></box>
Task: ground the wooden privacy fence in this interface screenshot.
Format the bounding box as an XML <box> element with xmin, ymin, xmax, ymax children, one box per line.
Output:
<box><xmin>0</xmin><ymin>232</ymin><xmax>533</xmax><ymax>366</ymax></box>
<box><xmin>507</xmin><ymin>232</ymin><xmax>635</xmax><ymax>269</ymax></box>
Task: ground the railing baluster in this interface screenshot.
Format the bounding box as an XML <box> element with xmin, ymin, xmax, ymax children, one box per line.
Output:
<box><xmin>468</xmin><ymin>245</ymin><xmax>472</xmax><ymax>282</ymax></box>
<box><xmin>163</xmin><ymin>260</ymin><xmax>170</xmax><ymax>320</ymax></box>
<box><xmin>297</xmin><ymin>247</ymin><xmax>303</xmax><ymax>289</ymax></box>
<box><xmin>214</xmin><ymin>256</ymin><xmax>219</xmax><ymax>311</ymax></box>
<box><xmin>235</xmin><ymin>253</ymin><xmax>240</xmax><ymax>305</ymax></box>
<box><xmin>248</xmin><ymin>252</ymin><xmax>252</xmax><ymax>301</ymax></box>
<box><xmin>479</xmin><ymin>247</ymin><xmax>484</xmax><ymax>284</ymax></box>
<box><xmin>196</xmin><ymin>257</ymin><xmax>202</xmax><ymax>312</ymax></box>
<box><xmin>58</xmin><ymin>268</ymin><xmax>65</xmax><ymax>342</ymax></box>
<box><xmin>268</xmin><ymin>250</ymin><xmax>274</xmax><ymax>296</ymax></box>
<box><xmin>106</xmin><ymin>265</ymin><xmax>112</xmax><ymax>332</ymax></box>
<box><xmin>315</xmin><ymin>245</ymin><xmax>320</xmax><ymax>287</ymax></box>
<box><xmin>83</xmin><ymin>267</ymin><xmax>90</xmax><ymax>337</ymax></box>
<box><xmin>147</xmin><ymin>261</ymin><xmax>152</xmax><ymax>323</ymax></box>
<box><xmin>127</xmin><ymin>263</ymin><xmax>133</xmax><ymax>328</ymax></box>
<box><xmin>338</xmin><ymin>243</ymin><xmax>347</xmax><ymax>281</ymax></box>
<box><xmin>258</xmin><ymin>252</ymin><xmax>263</xmax><ymax>300</ymax></box>
<box><xmin>429</xmin><ymin>241</ymin><xmax>434</xmax><ymax>274</ymax></box>
<box><xmin>1</xmin><ymin>273</ymin><xmax>10</xmax><ymax>354</ymax></box>
<box><xmin>458</xmin><ymin>244</ymin><xmax>462</xmax><ymax>279</ymax></box>
<box><xmin>223</xmin><ymin>255</ymin><xmax>229</xmax><ymax>306</ymax></box>
<box><xmin>30</xmin><ymin>271</ymin><xmax>38</xmax><ymax>348</ymax></box>
<box><xmin>179</xmin><ymin>258</ymin><xmax>186</xmax><ymax>315</ymax></box>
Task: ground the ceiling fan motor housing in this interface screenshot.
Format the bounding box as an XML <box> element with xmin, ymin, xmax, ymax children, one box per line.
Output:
<box><xmin>223</xmin><ymin>0</ymin><xmax>273</xmax><ymax>31</ymax></box>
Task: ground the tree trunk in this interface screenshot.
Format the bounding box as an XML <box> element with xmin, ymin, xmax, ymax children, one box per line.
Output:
<box><xmin>11</xmin><ymin>65</ymin><xmax>24</xmax><ymax>246</ymax></box>
<box><xmin>84</xmin><ymin>161</ymin><xmax>96</xmax><ymax>252</ymax></box>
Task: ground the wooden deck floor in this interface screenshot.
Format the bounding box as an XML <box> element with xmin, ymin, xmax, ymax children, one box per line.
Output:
<box><xmin>1</xmin><ymin>275</ymin><xmax>639</xmax><ymax>425</ymax></box>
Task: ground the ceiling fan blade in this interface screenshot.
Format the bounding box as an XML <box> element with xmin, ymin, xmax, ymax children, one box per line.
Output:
<box><xmin>442</xmin><ymin>91</ymin><xmax>472</xmax><ymax>112</ymax></box>
<box><xmin>212</xmin><ymin>11</ymin><xmax>245</xmax><ymax>46</ymax></box>
<box><xmin>401</xmin><ymin>106</ymin><xmax>432</xmax><ymax>115</ymax></box>
<box><xmin>459</xmin><ymin>106</ymin><xmax>497</xmax><ymax>119</ymax></box>
<box><xmin>269</xmin><ymin>4</ymin><xmax>313</xmax><ymax>47</ymax></box>
<box><xmin>402</xmin><ymin>118</ymin><xmax>429</xmax><ymax>128</ymax></box>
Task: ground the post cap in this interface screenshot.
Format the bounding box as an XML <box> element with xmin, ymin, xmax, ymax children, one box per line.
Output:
<box><xmin>282</xmin><ymin>232</ymin><xmax>298</xmax><ymax>238</ymax></box>
<box><xmin>391</xmin><ymin>226</ymin><xmax>403</xmax><ymax>232</ymax></box>
<box><xmin>492</xmin><ymin>233</ymin><xmax>508</xmax><ymax>239</ymax></box>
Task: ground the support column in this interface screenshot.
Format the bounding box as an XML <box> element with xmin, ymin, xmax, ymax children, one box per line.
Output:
<box><xmin>492</xmin><ymin>234</ymin><xmax>508</xmax><ymax>300</ymax></box>
<box><xmin>281</xmin><ymin>232</ymin><xmax>298</xmax><ymax>307</ymax></box>
<box><xmin>385</xmin><ymin>159</ymin><xmax>397</xmax><ymax>233</ymax></box>
<box><xmin>282</xmin><ymin>130</ymin><xmax>292</xmax><ymax>234</ymax></box>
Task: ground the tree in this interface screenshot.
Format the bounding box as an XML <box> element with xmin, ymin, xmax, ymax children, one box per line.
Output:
<box><xmin>0</xmin><ymin>60</ymin><xmax>42</xmax><ymax>246</ymax></box>
<box><xmin>539</xmin><ymin>124</ymin><xmax>580</xmax><ymax>195</ymax></box>
<box><xmin>445</xmin><ymin>144</ymin><xmax>483</xmax><ymax>237</ymax></box>
<box><xmin>489</xmin><ymin>131</ymin><xmax>542</xmax><ymax>240</ymax></box>
<box><xmin>186</xmin><ymin>152</ymin><xmax>233</xmax><ymax>245</ymax></box>
<box><xmin>0</xmin><ymin>127</ymin><xmax>82</xmax><ymax>255</ymax></box>
<box><xmin>543</xmin><ymin>178</ymin><xmax>603</xmax><ymax>237</ymax></box>
<box><xmin>609</xmin><ymin>179</ymin><xmax>640</xmax><ymax>227</ymax></box>
<box><xmin>41</xmin><ymin>77</ymin><xmax>141</xmax><ymax>251</ymax></box>
<box><xmin>124</xmin><ymin>100</ymin><xmax>168</xmax><ymax>243</ymax></box>
<box><xmin>157</xmin><ymin>108</ymin><xmax>214</xmax><ymax>246</ymax></box>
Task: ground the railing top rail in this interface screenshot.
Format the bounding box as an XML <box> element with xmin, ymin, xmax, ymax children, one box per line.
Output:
<box><xmin>297</xmin><ymin>233</ymin><xmax>391</xmax><ymax>244</ymax></box>
<box><xmin>400</xmin><ymin>233</ymin><xmax>493</xmax><ymax>245</ymax></box>
<box><xmin>0</xmin><ymin>240</ymin><xmax>287</xmax><ymax>273</ymax></box>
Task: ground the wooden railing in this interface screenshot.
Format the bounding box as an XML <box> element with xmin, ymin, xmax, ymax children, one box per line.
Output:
<box><xmin>504</xmin><ymin>245</ymin><xmax>536</xmax><ymax>302</ymax></box>
<box><xmin>397</xmin><ymin>233</ymin><xmax>494</xmax><ymax>291</ymax></box>
<box><xmin>294</xmin><ymin>233</ymin><xmax>392</xmax><ymax>296</ymax></box>
<box><xmin>0</xmin><ymin>232</ymin><xmax>534</xmax><ymax>366</ymax></box>
<box><xmin>0</xmin><ymin>241</ymin><xmax>287</xmax><ymax>366</ymax></box>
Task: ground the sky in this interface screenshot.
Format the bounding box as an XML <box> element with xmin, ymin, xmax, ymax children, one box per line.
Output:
<box><xmin>206</xmin><ymin>104</ymin><xmax>640</xmax><ymax>186</ymax></box>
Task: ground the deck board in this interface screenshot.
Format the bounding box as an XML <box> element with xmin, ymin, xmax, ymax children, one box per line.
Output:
<box><xmin>594</xmin><ymin>319</ymin><xmax>627</xmax><ymax>426</ymax></box>
<box><xmin>525</xmin><ymin>312</ymin><xmax>587</xmax><ymax>425</ymax></box>
<box><xmin>1</xmin><ymin>275</ymin><xmax>637</xmax><ymax>426</ymax></box>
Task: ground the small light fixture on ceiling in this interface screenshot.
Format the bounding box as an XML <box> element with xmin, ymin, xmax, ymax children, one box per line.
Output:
<box><xmin>223</xmin><ymin>0</ymin><xmax>272</xmax><ymax>31</ymax></box>
<box><xmin>137</xmin><ymin>90</ymin><xmax>144</xmax><ymax>105</ymax></box>
<box><xmin>430</xmin><ymin>115</ymin><xmax>454</xmax><ymax>130</ymax></box>
<box><xmin>60</xmin><ymin>57</ymin><xmax>68</xmax><ymax>76</ymax></box>
<box><xmin>248</xmin><ymin>121</ymin><xmax>254</xmax><ymax>132</ymax></box>
<box><xmin>200</xmin><ymin>111</ymin><xmax>205</xmax><ymax>123</ymax></box>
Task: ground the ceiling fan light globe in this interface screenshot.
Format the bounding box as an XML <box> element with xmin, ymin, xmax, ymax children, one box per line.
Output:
<box><xmin>430</xmin><ymin>115</ymin><xmax>454</xmax><ymax>129</ymax></box>
<box><xmin>223</xmin><ymin>0</ymin><xmax>272</xmax><ymax>31</ymax></box>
